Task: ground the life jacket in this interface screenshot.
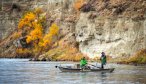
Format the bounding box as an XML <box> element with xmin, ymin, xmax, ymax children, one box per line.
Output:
<box><xmin>101</xmin><ymin>55</ymin><xmax>106</xmax><ymax>65</ymax></box>
<box><xmin>80</xmin><ymin>59</ymin><xmax>87</xmax><ymax>66</ymax></box>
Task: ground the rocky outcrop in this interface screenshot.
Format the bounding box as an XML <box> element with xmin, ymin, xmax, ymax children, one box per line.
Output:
<box><xmin>76</xmin><ymin>13</ymin><xmax>145</xmax><ymax>58</ymax></box>
<box><xmin>0</xmin><ymin>0</ymin><xmax>146</xmax><ymax>61</ymax></box>
<box><xmin>74</xmin><ymin>0</ymin><xmax>146</xmax><ymax>58</ymax></box>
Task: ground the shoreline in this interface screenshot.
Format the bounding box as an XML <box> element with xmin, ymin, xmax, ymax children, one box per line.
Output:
<box><xmin>0</xmin><ymin>58</ymin><xmax>146</xmax><ymax>66</ymax></box>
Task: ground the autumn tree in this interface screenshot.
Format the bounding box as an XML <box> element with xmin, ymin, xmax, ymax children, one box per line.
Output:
<box><xmin>18</xmin><ymin>8</ymin><xmax>45</xmax><ymax>45</ymax></box>
<box><xmin>17</xmin><ymin>8</ymin><xmax>45</xmax><ymax>56</ymax></box>
<box><xmin>18</xmin><ymin>12</ymin><xmax>36</xmax><ymax>29</ymax></box>
<box><xmin>39</xmin><ymin>23</ymin><xmax>59</xmax><ymax>48</ymax></box>
<box><xmin>17</xmin><ymin>8</ymin><xmax>60</xmax><ymax>59</ymax></box>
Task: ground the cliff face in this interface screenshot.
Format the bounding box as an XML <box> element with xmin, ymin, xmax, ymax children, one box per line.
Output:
<box><xmin>0</xmin><ymin>0</ymin><xmax>54</xmax><ymax>57</ymax></box>
<box><xmin>0</xmin><ymin>0</ymin><xmax>146</xmax><ymax>60</ymax></box>
<box><xmin>0</xmin><ymin>0</ymin><xmax>79</xmax><ymax>59</ymax></box>
<box><xmin>0</xmin><ymin>0</ymin><xmax>34</xmax><ymax>39</ymax></box>
<box><xmin>76</xmin><ymin>13</ymin><xmax>146</xmax><ymax>58</ymax></box>
<box><xmin>75</xmin><ymin>0</ymin><xmax>146</xmax><ymax>58</ymax></box>
<box><xmin>0</xmin><ymin>0</ymin><xmax>66</xmax><ymax>40</ymax></box>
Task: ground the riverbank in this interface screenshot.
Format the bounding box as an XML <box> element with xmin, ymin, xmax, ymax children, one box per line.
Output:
<box><xmin>0</xmin><ymin>49</ymin><xmax>146</xmax><ymax>65</ymax></box>
<box><xmin>111</xmin><ymin>49</ymin><xmax>146</xmax><ymax>65</ymax></box>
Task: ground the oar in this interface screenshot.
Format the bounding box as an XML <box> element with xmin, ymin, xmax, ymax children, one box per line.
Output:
<box><xmin>88</xmin><ymin>64</ymin><xmax>101</xmax><ymax>68</ymax></box>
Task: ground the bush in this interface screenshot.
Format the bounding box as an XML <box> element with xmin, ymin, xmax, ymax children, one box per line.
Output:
<box><xmin>12</xmin><ymin>32</ymin><xmax>22</xmax><ymax>40</ymax></box>
<box><xmin>16</xmin><ymin>48</ymin><xmax>32</xmax><ymax>58</ymax></box>
<box><xmin>127</xmin><ymin>49</ymin><xmax>146</xmax><ymax>64</ymax></box>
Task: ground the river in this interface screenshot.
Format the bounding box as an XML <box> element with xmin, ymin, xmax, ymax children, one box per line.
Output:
<box><xmin>0</xmin><ymin>59</ymin><xmax>146</xmax><ymax>84</ymax></box>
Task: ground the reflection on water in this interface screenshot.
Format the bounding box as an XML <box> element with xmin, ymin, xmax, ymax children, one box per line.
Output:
<box><xmin>0</xmin><ymin>59</ymin><xmax>146</xmax><ymax>84</ymax></box>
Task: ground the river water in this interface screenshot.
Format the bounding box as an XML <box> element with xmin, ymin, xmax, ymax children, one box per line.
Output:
<box><xmin>0</xmin><ymin>59</ymin><xmax>146</xmax><ymax>84</ymax></box>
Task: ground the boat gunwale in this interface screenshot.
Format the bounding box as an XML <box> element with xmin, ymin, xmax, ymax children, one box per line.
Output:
<box><xmin>57</xmin><ymin>66</ymin><xmax>115</xmax><ymax>72</ymax></box>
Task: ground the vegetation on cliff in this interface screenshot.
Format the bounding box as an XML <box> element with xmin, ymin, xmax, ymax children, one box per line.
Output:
<box><xmin>0</xmin><ymin>0</ymin><xmax>146</xmax><ymax>64</ymax></box>
<box><xmin>15</xmin><ymin>8</ymin><xmax>61</xmax><ymax>60</ymax></box>
<box><xmin>118</xmin><ymin>49</ymin><xmax>146</xmax><ymax>64</ymax></box>
<box><xmin>1</xmin><ymin>7</ymin><xmax>85</xmax><ymax>61</ymax></box>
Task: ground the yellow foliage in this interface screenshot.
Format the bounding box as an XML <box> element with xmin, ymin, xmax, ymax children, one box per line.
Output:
<box><xmin>17</xmin><ymin>8</ymin><xmax>60</xmax><ymax>56</ymax></box>
<box><xmin>75</xmin><ymin>53</ymin><xmax>84</xmax><ymax>61</ymax></box>
<box><xmin>49</xmin><ymin>23</ymin><xmax>59</xmax><ymax>36</ymax></box>
<box><xmin>25</xmin><ymin>12</ymin><xmax>36</xmax><ymax>21</ymax></box>
<box><xmin>18</xmin><ymin>12</ymin><xmax>36</xmax><ymax>29</ymax></box>
<box><xmin>42</xmin><ymin>34</ymin><xmax>52</xmax><ymax>46</ymax></box>
<box><xmin>13</xmin><ymin>32</ymin><xmax>22</xmax><ymax>39</ymax></box>
<box><xmin>68</xmin><ymin>47</ymin><xmax>78</xmax><ymax>54</ymax></box>
<box><xmin>127</xmin><ymin>49</ymin><xmax>146</xmax><ymax>64</ymax></box>
<box><xmin>18</xmin><ymin>10</ymin><xmax>44</xmax><ymax>44</ymax></box>
<box><xmin>115</xmin><ymin>49</ymin><xmax>146</xmax><ymax>64</ymax></box>
<box><xmin>26</xmin><ymin>26</ymin><xmax>43</xmax><ymax>43</ymax></box>
<box><xmin>33</xmin><ymin>45</ymin><xmax>42</xmax><ymax>53</ymax></box>
<box><xmin>46</xmin><ymin>45</ymin><xmax>87</xmax><ymax>61</ymax></box>
<box><xmin>16</xmin><ymin>48</ymin><xmax>31</xmax><ymax>54</ymax></box>
<box><xmin>56</xmin><ymin>52</ymin><xmax>85</xmax><ymax>61</ymax></box>
<box><xmin>40</xmin><ymin>23</ymin><xmax>59</xmax><ymax>47</ymax></box>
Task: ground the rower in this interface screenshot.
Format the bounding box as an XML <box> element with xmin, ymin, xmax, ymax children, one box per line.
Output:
<box><xmin>80</xmin><ymin>57</ymin><xmax>88</xmax><ymax>69</ymax></box>
<box><xmin>100</xmin><ymin>52</ymin><xmax>107</xmax><ymax>69</ymax></box>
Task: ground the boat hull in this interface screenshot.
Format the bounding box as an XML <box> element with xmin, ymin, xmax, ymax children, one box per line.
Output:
<box><xmin>57</xmin><ymin>66</ymin><xmax>115</xmax><ymax>73</ymax></box>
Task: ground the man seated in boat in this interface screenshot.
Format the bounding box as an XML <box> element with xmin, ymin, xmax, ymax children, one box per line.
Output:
<box><xmin>80</xmin><ymin>57</ymin><xmax>88</xmax><ymax>70</ymax></box>
<box><xmin>100</xmin><ymin>52</ymin><xmax>107</xmax><ymax>69</ymax></box>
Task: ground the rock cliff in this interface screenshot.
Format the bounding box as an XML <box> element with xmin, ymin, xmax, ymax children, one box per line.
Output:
<box><xmin>0</xmin><ymin>0</ymin><xmax>146</xmax><ymax>62</ymax></box>
<box><xmin>76</xmin><ymin>13</ymin><xmax>145</xmax><ymax>58</ymax></box>
<box><xmin>75</xmin><ymin>0</ymin><xmax>146</xmax><ymax>58</ymax></box>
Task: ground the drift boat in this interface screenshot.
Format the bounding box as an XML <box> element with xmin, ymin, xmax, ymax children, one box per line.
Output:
<box><xmin>56</xmin><ymin>66</ymin><xmax>115</xmax><ymax>73</ymax></box>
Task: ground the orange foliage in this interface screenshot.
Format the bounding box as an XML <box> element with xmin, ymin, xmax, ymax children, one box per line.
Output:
<box><xmin>39</xmin><ymin>23</ymin><xmax>59</xmax><ymax>47</ymax></box>
<box><xmin>26</xmin><ymin>22</ymin><xmax>43</xmax><ymax>43</ymax></box>
<box><xmin>74</xmin><ymin>0</ymin><xmax>85</xmax><ymax>11</ymax></box>
<box><xmin>39</xmin><ymin>34</ymin><xmax>52</xmax><ymax>47</ymax></box>
<box><xmin>18</xmin><ymin>12</ymin><xmax>36</xmax><ymax>29</ymax></box>
<box><xmin>17</xmin><ymin>8</ymin><xmax>45</xmax><ymax>45</ymax></box>
<box><xmin>17</xmin><ymin>8</ymin><xmax>60</xmax><ymax>57</ymax></box>
<box><xmin>26</xmin><ymin>28</ymin><xmax>42</xmax><ymax>43</ymax></box>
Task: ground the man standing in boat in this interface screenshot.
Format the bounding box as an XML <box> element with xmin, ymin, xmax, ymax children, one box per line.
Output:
<box><xmin>80</xmin><ymin>57</ymin><xmax>88</xmax><ymax>69</ymax></box>
<box><xmin>100</xmin><ymin>52</ymin><xmax>107</xmax><ymax>69</ymax></box>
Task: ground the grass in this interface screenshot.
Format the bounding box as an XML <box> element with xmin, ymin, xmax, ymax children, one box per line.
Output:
<box><xmin>37</xmin><ymin>43</ymin><xmax>89</xmax><ymax>61</ymax></box>
<box><xmin>115</xmin><ymin>49</ymin><xmax>146</xmax><ymax>64</ymax></box>
<box><xmin>127</xmin><ymin>49</ymin><xmax>146</xmax><ymax>64</ymax></box>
